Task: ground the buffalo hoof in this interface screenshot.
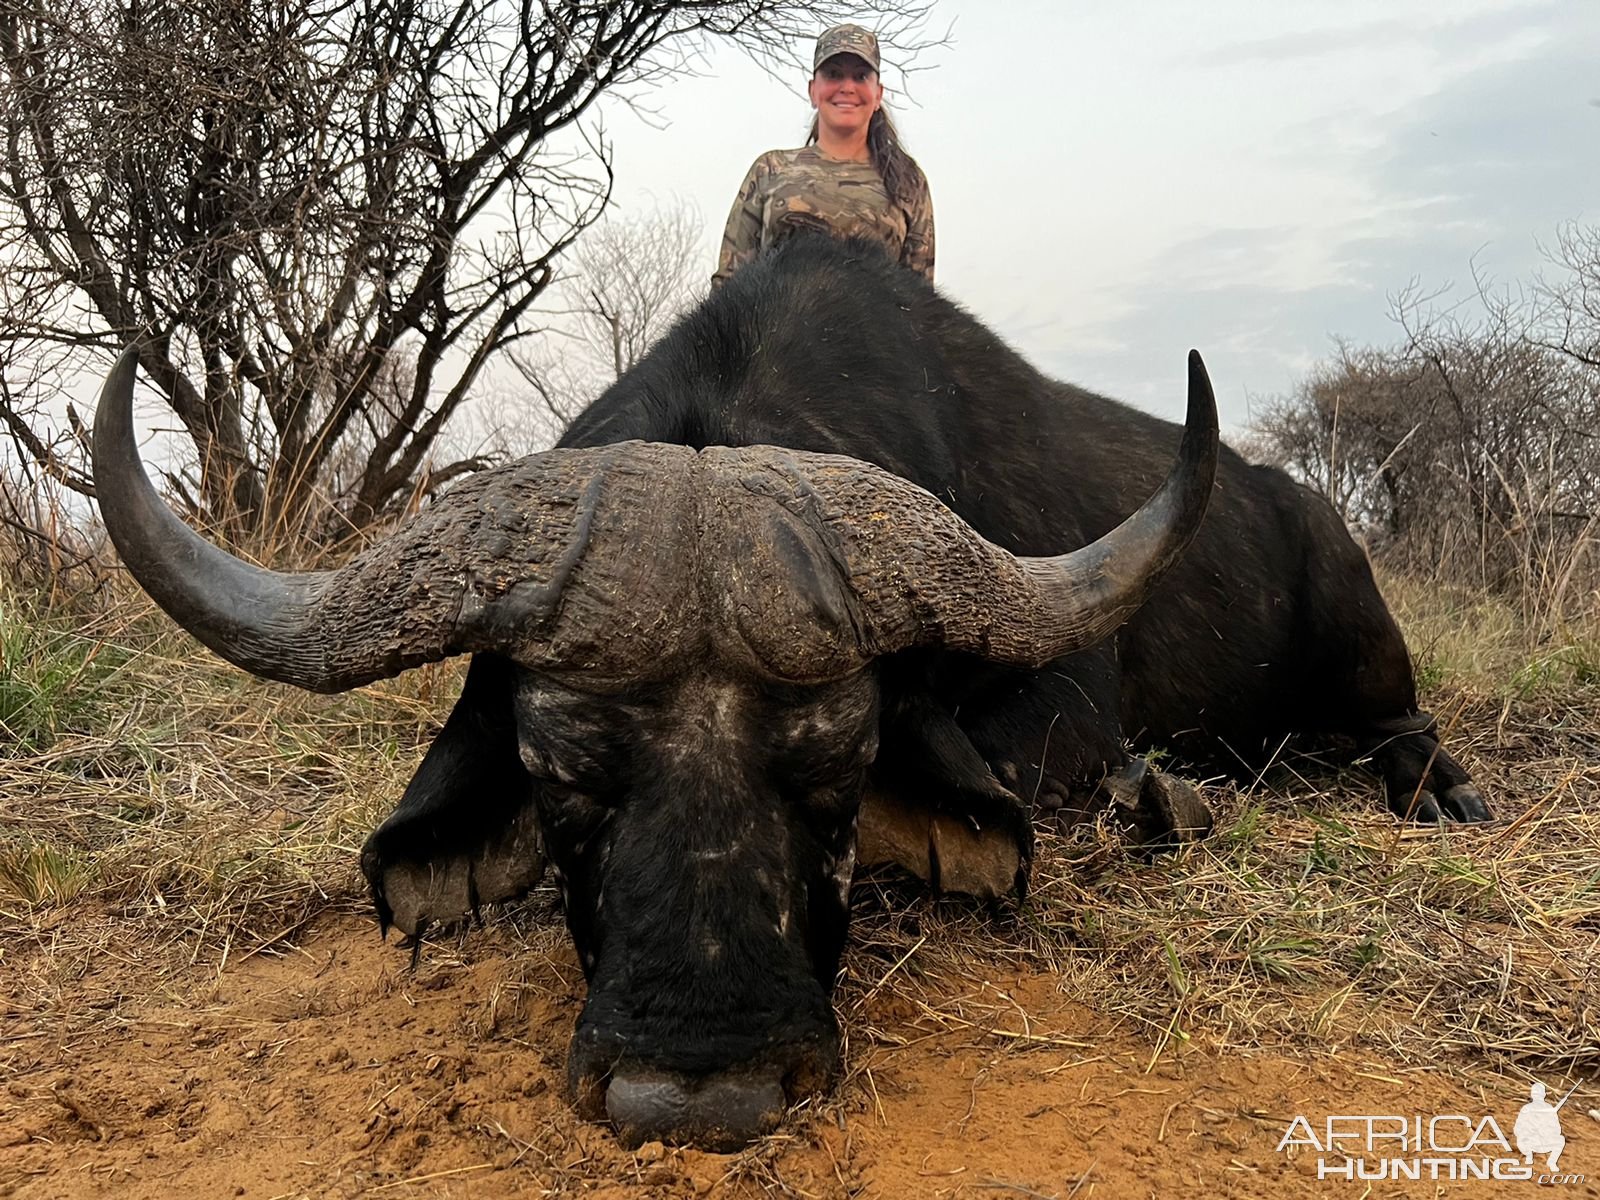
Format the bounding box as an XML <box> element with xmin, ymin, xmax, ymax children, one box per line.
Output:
<box><xmin>1103</xmin><ymin>758</ymin><xmax>1213</xmax><ymax>851</ymax></box>
<box><xmin>857</xmin><ymin>787</ymin><xmax>1030</xmax><ymax>900</ymax></box>
<box><xmin>361</xmin><ymin>802</ymin><xmax>546</xmax><ymax>940</ymax></box>
<box><xmin>1376</xmin><ymin>733</ymin><xmax>1492</xmax><ymax>824</ymax></box>
<box><xmin>604</xmin><ymin>1068</ymin><xmax>786</xmax><ymax>1153</ymax></box>
<box><xmin>1390</xmin><ymin>781</ymin><xmax>1492</xmax><ymax>824</ymax></box>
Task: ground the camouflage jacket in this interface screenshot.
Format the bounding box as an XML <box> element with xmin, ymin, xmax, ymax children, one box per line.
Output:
<box><xmin>712</xmin><ymin>145</ymin><xmax>935</xmax><ymax>289</ymax></box>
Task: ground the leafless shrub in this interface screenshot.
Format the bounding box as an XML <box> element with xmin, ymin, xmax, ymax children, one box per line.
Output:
<box><xmin>1249</xmin><ymin>233</ymin><xmax>1600</xmax><ymax>626</ymax></box>
<box><xmin>1535</xmin><ymin>221</ymin><xmax>1600</xmax><ymax>371</ymax></box>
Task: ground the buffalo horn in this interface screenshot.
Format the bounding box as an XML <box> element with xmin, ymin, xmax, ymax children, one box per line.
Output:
<box><xmin>784</xmin><ymin>351</ymin><xmax>1219</xmax><ymax>667</ymax></box>
<box><xmin>91</xmin><ymin>345</ymin><xmax>695</xmax><ymax>692</ymax></box>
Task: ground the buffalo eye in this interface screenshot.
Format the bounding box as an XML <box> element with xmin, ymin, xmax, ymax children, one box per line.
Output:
<box><xmin>530</xmin><ymin>780</ymin><xmax>612</xmax><ymax>877</ymax></box>
<box><xmin>519</xmin><ymin>735</ymin><xmax>613</xmax><ymax>793</ymax></box>
<box><xmin>769</xmin><ymin>718</ymin><xmax>878</xmax><ymax>822</ymax></box>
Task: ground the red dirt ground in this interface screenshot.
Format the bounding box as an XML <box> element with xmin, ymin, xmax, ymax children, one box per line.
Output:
<box><xmin>4</xmin><ymin>905</ymin><xmax>1594</xmax><ymax>1199</ymax></box>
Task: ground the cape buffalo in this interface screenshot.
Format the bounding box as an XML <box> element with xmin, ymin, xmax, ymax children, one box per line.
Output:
<box><xmin>93</xmin><ymin>235</ymin><xmax>1487</xmax><ymax>1152</ymax></box>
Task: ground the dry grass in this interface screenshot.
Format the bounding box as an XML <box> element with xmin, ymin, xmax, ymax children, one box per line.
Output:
<box><xmin>1382</xmin><ymin>569</ymin><xmax>1600</xmax><ymax>696</ymax></box>
<box><xmin>0</xmin><ymin>581</ymin><xmax>455</xmax><ymax>997</ymax></box>
<box><xmin>2</xmin><ymin>546</ymin><xmax>1598</xmax><ymax>1115</ymax></box>
<box><xmin>838</xmin><ymin>689</ymin><xmax>1599</xmax><ymax>1077</ymax></box>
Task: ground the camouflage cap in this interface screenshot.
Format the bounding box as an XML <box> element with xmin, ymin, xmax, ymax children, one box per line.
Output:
<box><xmin>813</xmin><ymin>24</ymin><xmax>881</xmax><ymax>73</ymax></box>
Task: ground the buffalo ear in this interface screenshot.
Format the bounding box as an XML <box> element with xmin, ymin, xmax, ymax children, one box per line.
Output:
<box><xmin>362</xmin><ymin>654</ymin><xmax>545</xmax><ymax>939</ymax></box>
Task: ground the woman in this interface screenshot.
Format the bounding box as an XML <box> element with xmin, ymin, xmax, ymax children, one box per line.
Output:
<box><xmin>711</xmin><ymin>24</ymin><xmax>934</xmax><ymax>289</ymax></box>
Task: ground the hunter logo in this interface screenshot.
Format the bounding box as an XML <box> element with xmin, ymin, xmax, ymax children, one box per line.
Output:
<box><xmin>1276</xmin><ymin>1081</ymin><xmax>1585</xmax><ymax>1184</ymax></box>
<box><xmin>1514</xmin><ymin>1081</ymin><xmax>1570</xmax><ymax>1171</ymax></box>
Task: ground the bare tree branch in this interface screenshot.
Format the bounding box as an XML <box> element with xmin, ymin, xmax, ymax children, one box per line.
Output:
<box><xmin>0</xmin><ymin>0</ymin><xmax>932</xmax><ymax>539</ymax></box>
<box><xmin>506</xmin><ymin>195</ymin><xmax>704</xmax><ymax>439</ymax></box>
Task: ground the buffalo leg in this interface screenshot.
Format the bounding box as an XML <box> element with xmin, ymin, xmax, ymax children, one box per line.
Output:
<box><xmin>1293</xmin><ymin>496</ymin><xmax>1491</xmax><ymax>822</ymax></box>
<box><xmin>945</xmin><ymin>649</ymin><xmax>1213</xmax><ymax>844</ymax></box>
<box><xmin>361</xmin><ymin>653</ymin><xmax>546</xmax><ymax>939</ymax></box>
<box><xmin>949</xmin><ymin>649</ymin><xmax>1128</xmax><ymax>811</ymax></box>
<box><xmin>874</xmin><ymin>648</ymin><xmax>1129</xmax><ymax>876</ymax></box>
<box><xmin>862</xmin><ymin>651</ymin><xmax>1216</xmax><ymax>898</ymax></box>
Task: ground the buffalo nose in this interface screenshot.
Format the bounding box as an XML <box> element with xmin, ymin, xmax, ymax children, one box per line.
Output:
<box><xmin>605</xmin><ymin>1068</ymin><xmax>786</xmax><ymax>1153</ymax></box>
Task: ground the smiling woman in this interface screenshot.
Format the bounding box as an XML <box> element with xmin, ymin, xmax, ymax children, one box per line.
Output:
<box><xmin>711</xmin><ymin>23</ymin><xmax>934</xmax><ymax>289</ymax></box>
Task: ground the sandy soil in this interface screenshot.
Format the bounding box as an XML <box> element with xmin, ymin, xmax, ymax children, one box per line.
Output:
<box><xmin>4</xmin><ymin>902</ymin><xmax>1594</xmax><ymax>1200</ymax></box>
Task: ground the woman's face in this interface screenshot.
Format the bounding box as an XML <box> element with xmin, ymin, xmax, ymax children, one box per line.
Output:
<box><xmin>809</xmin><ymin>54</ymin><xmax>882</xmax><ymax>141</ymax></box>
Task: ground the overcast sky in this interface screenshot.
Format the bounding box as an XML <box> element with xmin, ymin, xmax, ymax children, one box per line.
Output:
<box><xmin>587</xmin><ymin>0</ymin><xmax>1599</xmax><ymax>429</ymax></box>
<box><xmin>38</xmin><ymin>1</ymin><xmax>1600</xmax><ymax>468</ymax></box>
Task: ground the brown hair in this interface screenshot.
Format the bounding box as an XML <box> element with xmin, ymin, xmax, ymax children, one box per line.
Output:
<box><xmin>807</xmin><ymin>103</ymin><xmax>928</xmax><ymax>215</ymax></box>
